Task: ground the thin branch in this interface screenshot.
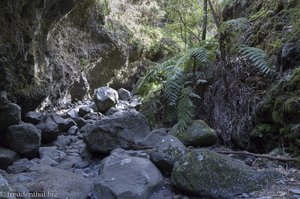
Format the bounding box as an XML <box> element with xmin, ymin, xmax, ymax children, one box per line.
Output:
<box><xmin>174</xmin><ymin>9</ymin><xmax>202</xmax><ymax>44</ymax></box>
<box><xmin>217</xmin><ymin>150</ymin><xmax>298</xmax><ymax>162</ymax></box>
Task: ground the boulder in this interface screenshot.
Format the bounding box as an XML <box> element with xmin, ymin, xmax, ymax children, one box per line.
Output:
<box><xmin>7</xmin><ymin>158</ymin><xmax>35</xmax><ymax>174</ymax></box>
<box><xmin>23</xmin><ymin>165</ymin><xmax>93</xmax><ymax>199</ymax></box>
<box><xmin>72</xmin><ymin>117</ymin><xmax>87</xmax><ymax>129</ymax></box>
<box><xmin>94</xmin><ymin>87</ymin><xmax>119</xmax><ymax>112</ymax></box>
<box><xmin>117</xmin><ymin>88</ymin><xmax>131</xmax><ymax>101</ymax></box>
<box><xmin>92</xmin><ymin>148</ymin><xmax>163</xmax><ymax>199</ymax></box>
<box><xmin>39</xmin><ymin>146</ymin><xmax>66</xmax><ymax>164</ymax></box>
<box><xmin>142</xmin><ymin>129</ymin><xmax>186</xmax><ymax>176</ymax></box>
<box><xmin>171</xmin><ymin>149</ymin><xmax>281</xmax><ymax>198</ymax></box>
<box><xmin>170</xmin><ymin>120</ymin><xmax>217</xmax><ymax>147</ymax></box>
<box><xmin>35</xmin><ymin>121</ymin><xmax>59</xmax><ymax>143</ymax></box>
<box><xmin>0</xmin><ymin>147</ymin><xmax>19</xmax><ymax>169</ymax></box>
<box><xmin>66</xmin><ymin>125</ymin><xmax>79</xmax><ymax>136</ymax></box>
<box><xmin>89</xmin><ymin>102</ymin><xmax>99</xmax><ymax>112</ymax></box>
<box><xmin>46</xmin><ymin>113</ymin><xmax>76</xmax><ymax>132</ymax></box>
<box><xmin>78</xmin><ymin>106</ymin><xmax>92</xmax><ymax>117</ymax></box>
<box><xmin>0</xmin><ymin>103</ymin><xmax>21</xmax><ymax>133</ymax></box>
<box><xmin>64</xmin><ymin>109</ymin><xmax>80</xmax><ymax>119</ymax></box>
<box><xmin>0</xmin><ymin>174</ymin><xmax>16</xmax><ymax>199</ymax></box>
<box><xmin>24</xmin><ymin>111</ymin><xmax>44</xmax><ymax>125</ymax></box>
<box><xmin>83</xmin><ymin>110</ymin><xmax>150</xmax><ymax>153</ymax></box>
<box><xmin>7</xmin><ymin>123</ymin><xmax>41</xmax><ymax>158</ymax></box>
<box><xmin>129</xmin><ymin>95</ymin><xmax>142</xmax><ymax>110</ymax></box>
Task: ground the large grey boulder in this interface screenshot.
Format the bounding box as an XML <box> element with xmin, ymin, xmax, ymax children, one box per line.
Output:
<box><xmin>0</xmin><ymin>103</ymin><xmax>21</xmax><ymax>133</ymax></box>
<box><xmin>92</xmin><ymin>148</ymin><xmax>163</xmax><ymax>199</ymax></box>
<box><xmin>23</xmin><ymin>165</ymin><xmax>93</xmax><ymax>199</ymax></box>
<box><xmin>83</xmin><ymin>110</ymin><xmax>150</xmax><ymax>153</ymax></box>
<box><xmin>35</xmin><ymin>120</ymin><xmax>59</xmax><ymax>143</ymax></box>
<box><xmin>46</xmin><ymin>113</ymin><xmax>76</xmax><ymax>132</ymax></box>
<box><xmin>94</xmin><ymin>87</ymin><xmax>119</xmax><ymax>112</ymax></box>
<box><xmin>142</xmin><ymin>129</ymin><xmax>186</xmax><ymax>176</ymax></box>
<box><xmin>24</xmin><ymin>111</ymin><xmax>44</xmax><ymax>125</ymax></box>
<box><xmin>170</xmin><ymin>120</ymin><xmax>217</xmax><ymax>147</ymax></box>
<box><xmin>0</xmin><ymin>147</ymin><xmax>19</xmax><ymax>170</ymax></box>
<box><xmin>7</xmin><ymin>123</ymin><xmax>41</xmax><ymax>158</ymax></box>
<box><xmin>171</xmin><ymin>149</ymin><xmax>281</xmax><ymax>198</ymax></box>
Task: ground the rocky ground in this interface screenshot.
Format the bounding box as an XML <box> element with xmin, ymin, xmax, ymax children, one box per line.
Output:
<box><xmin>1</xmin><ymin>87</ymin><xmax>300</xmax><ymax>199</ymax></box>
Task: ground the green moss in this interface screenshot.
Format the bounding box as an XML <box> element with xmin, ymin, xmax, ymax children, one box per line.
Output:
<box><xmin>267</xmin><ymin>38</ymin><xmax>283</xmax><ymax>54</ymax></box>
<box><xmin>251</xmin><ymin>124</ymin><xmax>277</xmax><ymax>137</ymax></box>
<box><xmin>271</xmin><ymin>111</ymin><xmax>281</xmax><ymax>124</ymax></box>
<box><xmin>172</xmin><ymin>150</ymin><xmax>278</xmax><ymax>197</ymax></box>
<box><xmin>252</xmin><ymin>68</ymin><xmax>300</xmax><ymax>155</ymax></box>
<box><xmin>170</xmin><ymin>120</ymin><xmax>217</xmax><ymax>147</ymax></box>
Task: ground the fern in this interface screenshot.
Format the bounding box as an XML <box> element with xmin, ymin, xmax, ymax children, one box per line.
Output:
<box><xmin>139</xmin><ymin>47</ymin><xmax>209</xmax><ymax>130</ymax></box>
<box><xmin>239</xmin><ymin>45</ymin><xmax>275</xmax><ymax>75</ymax></box>
<box><xmin>176</xmin><ymin>86</ymin><xmax>198</xmax><ymax>133</ymax></box>
<box><xmin>220</xmin><ymin>18</ymin><xmax>250</xmax><ymax>33</ymax></box>
<box><xmin>140</xmin><ymin>91</ymin><xmax>161</xmax><ymax>127</ymax></box>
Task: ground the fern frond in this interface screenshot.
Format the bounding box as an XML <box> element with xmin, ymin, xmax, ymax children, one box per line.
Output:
<box><xmin>140</xmin><ymin>91</ymin><xmax>161</xmax><ymax>127</ymax></box>
<box><xmin>177</xmin><ymin>86</ymin><xmax>195</xmax><ymax>133</ymax></box>
<box><xmin>220</xmin><ymin>18</ymin><xmax>250</xmax><ymax>33</ymax></box>
<box><xmin>239</xmin><ymin>45</ymin><xmax>275</xmax><ymax>75</ymax></box>
<box><xmin>163</xmin><ymin>81</ymin><xmax>180</xmax><ymax>106</ymax></box>
<box><xmin>190</xmin><ymin>47</ymin><xmax>209</xmax><ymax>64</ymax></box>
<box><xmin>164</xmin><ymin>105</ymin><xmax>177</xmax><ymax>123</ymax></box>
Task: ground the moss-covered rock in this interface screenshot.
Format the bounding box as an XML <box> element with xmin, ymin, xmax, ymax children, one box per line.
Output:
<box><xmin>170</xmin><ymin>120</ymin><xmax>217</xmax><ymax>147</ymax></box>
<box><xmin>171</xmin><ymin>149</ymin><xmax>280</xmax><ymax>198</ymax></box>
<box><xmin>251</xmin><ymin>68</ymin><xmax>300</xmax><ymax>155</ymax></box>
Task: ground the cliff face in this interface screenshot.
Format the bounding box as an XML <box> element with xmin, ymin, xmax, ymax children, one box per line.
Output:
<box><xmin>200</xmin><ymin>0</ymin><xmax>300</xmax><ymax>149</ymax></box>
<box><xmin>0</xmin><ymin>0</ymin><xmax>131</xmax><ymax>112</ymax></box>
<box><xmin>222</xmin><ymin>0</ymin><xmax>300</xmax><ymax>69</ymax></box>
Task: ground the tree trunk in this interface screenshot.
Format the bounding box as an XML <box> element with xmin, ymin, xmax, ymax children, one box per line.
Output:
<box><xmin>208</xmin><ymin>0</ymin><xmax>220</xmax><ymax>29</ymax></box>
<box><xmin>201</xmin><ymin>0</ymin><xmax>208</xmax><ymax>41</ymax></box>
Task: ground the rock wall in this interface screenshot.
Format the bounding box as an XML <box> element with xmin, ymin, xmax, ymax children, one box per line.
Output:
<box><xmin>200</xmin><ymin>0</ymin><xmax>300</xmax><ymax>149</ymax></box>
<box><xmin>0</xmin><ymin>0</ymin><xmax>85</xmax><ymax>112</ymax></box>
<box><xmin>0</xmin><ymin>0</ymin><xmax>139</xmax><ymax>113</ymax></box>
<box><xmin>198</xmin><ymin>59</ymin><xmax>272</xmax><ymax>148</ymax></box>
<box><xmin>251</xmin><ymin>68</ymin><xmax>300</xmax><ymax>155</ymax></box>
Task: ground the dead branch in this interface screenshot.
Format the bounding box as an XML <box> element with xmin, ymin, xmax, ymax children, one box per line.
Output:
<box><xmin>216</xmin><ymin>150</ymin><xmax>298</xmax><ymax>162</ymax></box>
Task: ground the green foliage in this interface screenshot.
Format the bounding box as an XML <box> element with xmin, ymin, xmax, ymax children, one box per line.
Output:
<box><xmin>220</xmin><ymin>17</ymin><xmax>249</xmax><ymax>32</ymax></box>
<box><xmin>177</xmin><ymin>86</ymin><xmax>199</xmax><ymax>132</ymax></box>
<box><xmin>239</xmin><ymin>45</ymin><xmax>275</xmax><ymax>75</ymax></box>
<box><xmin>79</xmin><ymin>58</ymin><xmax>88</xmax><ymax>72</ymax></box>
<box><xmin>163</xmin><ymin>0</ymin><xmax>216</xmax><ymax>49</ymax></box>
<box><xmin>219</xmin><ymin>18</ymin><xmax>250</xmax><ymax>61</ymax></box>
<box><xmin>139</xmin><ymin>47</ymin><xmax>208</xmax><ymax>130</ymax></box>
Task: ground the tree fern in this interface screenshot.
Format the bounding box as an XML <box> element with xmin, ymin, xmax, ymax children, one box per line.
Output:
<box><xmin>239</xmin><ymin>45</ymin><xmax>275</xmax><ymax>75</ymax></box>
<box><xmin>139</xmin><ymin>47</ymin><xmax>209</xmax><ymax>130</ymax></box>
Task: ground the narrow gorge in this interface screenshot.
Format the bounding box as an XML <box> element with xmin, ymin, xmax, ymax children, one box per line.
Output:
<box><xmin>1</xmin><ymin>0</ymin><xmax>300</xmax><ymax>198</ymax></box>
